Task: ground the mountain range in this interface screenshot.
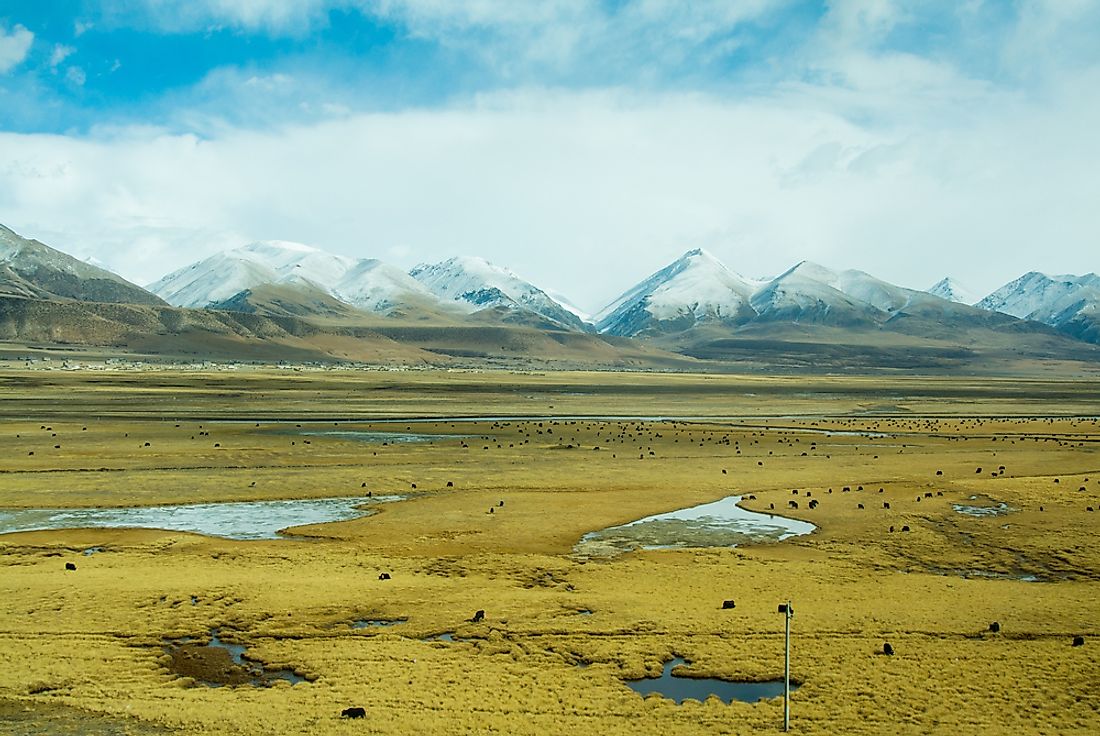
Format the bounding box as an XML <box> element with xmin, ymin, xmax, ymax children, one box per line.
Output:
<box><xmin>1</xmin><ymin>222</ymin><xmax>1097</xmax><ymax>371</ymax></box>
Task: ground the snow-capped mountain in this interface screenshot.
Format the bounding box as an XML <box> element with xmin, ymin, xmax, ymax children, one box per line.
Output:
<box><xmin>1</xmin><ymin>223</ymin><xmax>163</xmax><ymax>305</ymax></box>
<box><xmin>595</xmin><ymin>253</ymin><xmax>1015</xmax><ymax>337</ymax></box>
<box><xmin>752</xmin><ymin>261</ymin><xmax>979</xmax><ymax>323</ymax></box>
<box><xmin>976</xmin><ymin>272</ymin><xmax>1100</xmax><ymax>322</ymax></box>
<box><xmin>975</xmin><ymin>271</ymin><xmax>1100</xmax><ymax>343</ymax></box>
<box><xmin>410</xmin><ymin>256</ymin><xmax>588</xmax><ymax>331</ymax></box>
<box><xmin>149</xmin><ymin>240</ymin><xmax>443</xmax><ymax>316</ymax></box>
<box><xmin>596</xmin><ymin>249</ymin><xmax>759</xmax><ymax>336</ymax></box>
<box><xmin>332</xmin><ymin>259</ymin><xmax>442</xmax><ymax>313</ymax></box>
<box><xmin>926</xmin><ymin>277</ymin><xmax>980</xmax><ymax>305</ymax></box>
<box><xmin>149</xmin><ymin>241</ymin><xmax>356</xmax><ymax>308</ymax></box>
<box><xmin>748</xmin><ymin>261</ymin><xmax>888</xmax><ymax>325</ymax></box>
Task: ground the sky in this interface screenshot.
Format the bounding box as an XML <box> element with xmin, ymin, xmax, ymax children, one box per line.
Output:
<box><xmin>0</xmin><ymin>1</ymin><xmax>1097</xmax><ymax>313</ymax></box>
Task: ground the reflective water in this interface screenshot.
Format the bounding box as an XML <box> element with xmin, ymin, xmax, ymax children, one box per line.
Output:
<box><xmin>0</xmin><ymin>495</ymin><xmax>400</xmax><ymax>540</ymax></box>
<box><xmin>301</xmin><ymin>431</ymin><xmax>472</xmax><ymax>444</ymax></box>
<box><xmin>625</xmin><ymin>658</ymin><xmax>795</xmax><ymax>704</ymax></box>
<box><xmin>166</xmin><ymin>629</ymin><xmax>307</xmax><ymax>687</ymax></box>
<box><xmin>575</xmin><ymin>495</ymin><xmax>815</xmax><ymax>558</ymax></box>
<box><xmin>352</xmin><ymin>619</ymin><xmax>407</xmax><ymax>629</ymax></box>
<box><xmin>953</xmin><ymin>496</ymin><xmax>1013</xmax><ymax>517</ymax></box>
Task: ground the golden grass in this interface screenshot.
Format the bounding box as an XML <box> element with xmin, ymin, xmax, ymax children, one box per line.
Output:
<box><xmin>0</xmin><ymin>368</ymin><xmax>1098</xmax><ymax>734</ymax></box>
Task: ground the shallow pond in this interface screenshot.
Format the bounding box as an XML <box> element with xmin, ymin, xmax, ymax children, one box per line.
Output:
<box><xmin>575</xmin><ymin>495</ymin><xmax>815</xmax><ymax>558</ymax></box>
<box><xmin>164</xmin><ymin>629</ymin><xmax>307</xmax><ymax>687</ymax></box>
<box><xmin>351</xmin><ymin>619</ymin><xmax>407</xmax><ymax>629</ymax></box>
<box><xmin>953</xmin><ymin>495</ymin><xmax>1014</xmax><ymax>517</ymax></box>
<box><xmin>0</xmin><ymin>495</ymin><xmax>400</xmax><ymax>540</ymax></box>
<box><xmin>625</xmin><ymin>658</ymin><xmax>795</xmax><ymax>704</ymax></box>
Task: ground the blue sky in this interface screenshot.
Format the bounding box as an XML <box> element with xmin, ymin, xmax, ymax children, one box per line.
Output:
<box><xmin>0</xmin><ymin>1</ymin><xmax>1097</xmax><ymax>311</ymax></box>
<box><xmin>1</xmin><ymin>1</ymin><xmax>831</xmax><ymax>132</ymax></box>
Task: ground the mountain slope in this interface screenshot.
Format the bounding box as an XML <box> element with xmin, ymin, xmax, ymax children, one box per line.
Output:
<box><xmin>976</xmin><ymin>271</ymin><xmax>1100</xmax><ymax>345</ymax></box>
<box><xmin>0</xmin><ymin>224</ymin><xmax>164</xmax><ymax>306</ymax></box>
<box><xmin>927</xmin><ymin>277</ymin><xmax>980</xmax><ymax>305</ymax></box>
<box><xmin>150</xmin><ymin>240</ymin><xmax>457</xmax><ymax>320</ymax></box>
<box><xmin>596</xmin><ymin>249</ymin><xmax>759</xmax><ymax>336</ymax></box>
<box><xmin>410</xmin><ymin>256</ymin><xmax>588</xmax><ymax>331</ymax></box>
<box><xmin>333</xmin><ymin>260</ymin><xmax>445</xmax><ymax>315</ymax></box>
<box><xmin>208</xmin><ymin>281</ymin><xmax>364</xmax><ymax>320</ymax></box>
<box><xmin>977</xmin><ymin>272</ymin><xmax>1100</xmax><ymax>322</ymax></box>
<box><xmin>749</xmin><ymin>262</ymin><xmax>890</xmax><ymax>326</ymax></box>
<box><xmin>148</xmin><ymin>241</ymin><xmax>356</xmax><ymax>309</ymax></box>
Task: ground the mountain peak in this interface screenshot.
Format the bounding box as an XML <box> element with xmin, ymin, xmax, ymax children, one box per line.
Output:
<box><xmin>926</xmin><ymin>277</ymin><xmax>979</xmax><ymax>305</ymax></box>
<box><xmin>782</xmin><ymin>260</ymin><xmax>837</xmax><ymax>280</ymax></box>
<box><xmin>0</xmin><ymin>223</ymin><xmax>164</xmax><ymax>306</ymax></box>
<box><xmin>410</xmin><ymin>256</ymin><xmax>588</xmax><ymax>331</ymax></box>
<box><xmin>977</xmin><ymin>270</ymin><xmax>1100</xmax><ymax>326</ymax></box>
<box><xmin>595</xmin><ymin>249</ymin><xmax>756</xmax><ymax>336</ymax></box>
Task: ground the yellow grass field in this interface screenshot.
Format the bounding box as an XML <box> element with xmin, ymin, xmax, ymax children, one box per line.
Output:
<box><xmin>0</xmin><ymin>369</ymin><xmax>1098</xmax><ymax>735</ymax></box>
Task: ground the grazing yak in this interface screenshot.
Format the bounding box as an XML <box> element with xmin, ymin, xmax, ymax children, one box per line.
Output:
<box><xmin>341</xmin><ymin>706</ymin><xmax>366</xmax><ymax>719</ymax></box>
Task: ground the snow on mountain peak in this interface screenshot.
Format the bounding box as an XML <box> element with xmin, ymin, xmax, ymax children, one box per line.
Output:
<box><xmin>150</xmin><ymin>240</ymin><xmax>397</xmax><ymax>311</ymax></box>
<box><xmin>595</xmin><ymin>248</ymin><xmax>757</xmax><ymax>335</ymax></box>
<box><xmin>332</xmin><ymin>259</ymin><xmax>440</xmax><ymax>312</ymax></box>
<box><xmin>410</xmin><ymin>256</ymin><xmax>587</xmax><ymax>330</ymax></box>
<box><xmin>976</xmin><ymin>271</ymin><xmax>1100</xmax><ymax>325</ymax></box>
<box><xmin>926</xmin><ymin>277</ymin><xmax>979</xmax><ymax>305</ymax></box>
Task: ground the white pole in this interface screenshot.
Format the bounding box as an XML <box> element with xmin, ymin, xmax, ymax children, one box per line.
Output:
<box><xmin>784</xmin><ymin>601</ymin><xmax>791</xmax><ymax>732</ymax></box>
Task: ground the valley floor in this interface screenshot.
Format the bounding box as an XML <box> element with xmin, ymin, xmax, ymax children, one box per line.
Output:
<box><xmin>0</xmin><ymin>369</ymin><xmax>1097</xmax><ymax>735</ymax></box>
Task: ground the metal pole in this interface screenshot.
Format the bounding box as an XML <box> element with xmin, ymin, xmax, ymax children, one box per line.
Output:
<box><xmin>784</xmin><ymin>601</ymin><xmax>791</xmax><ymax>732</ymax></box>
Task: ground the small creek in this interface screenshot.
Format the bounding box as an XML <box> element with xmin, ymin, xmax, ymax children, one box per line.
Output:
<box><xmin>575</xmin><ymin>495</ymin><xmax>815</xmax><ymax>558</ymax></box>
<box><xmin>0</xmin><ymin>495</ymin><xmax>400</xmax><ymax>540</ymax></box>
<box><xmin>625</xmin><ymin>658</ymin><xmax>795</xmax><ymax>704</ymax></box>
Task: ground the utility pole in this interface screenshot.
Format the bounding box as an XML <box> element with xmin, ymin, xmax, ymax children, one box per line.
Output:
<box><xmin>777</xmin><ymin>601</ymin><xmax>793</xmax><ymax>732</ymax></box>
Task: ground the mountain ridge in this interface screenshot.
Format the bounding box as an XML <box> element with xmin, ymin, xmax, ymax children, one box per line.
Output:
<box><xmin>1</xmin><ymin>224</ymin><xmax>165</xmax><ymax>307</ymax></box>
<box><xmin>2</xmin><ymin>222</ymin><xmax>1099</xmax><ymax>369</ymax></box>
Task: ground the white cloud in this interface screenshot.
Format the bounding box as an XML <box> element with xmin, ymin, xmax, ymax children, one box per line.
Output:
<box><xmin>100</xmin><ymin>0</ymin><xmax>336</xmax><ymax>34</ymax></box>
<box><xmin>1</xmin><ymin>67</ymin><xmax>1098</xmax><ymax>311</ymax></box>
<box><xmin>102</xmin><ymin>0</ymin><xmax>790</xmax><ymax>70</ymax></box>
<box><xmin>65</xmin><ymin>66</ymin><xmax>87</xmax><ymax>87</ymax></box>
<box><xmin>50</xmin><ymin>44</ymin><xmax>76</xmax><ymax>69</ymax></box>
<box><xmin>0</xmin><ymin>24</ymin><xmax>34</xmax><ymax>74</ymax></box>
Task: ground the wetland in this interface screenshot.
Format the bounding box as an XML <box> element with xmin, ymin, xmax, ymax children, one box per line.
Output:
<box><xmin>0</xmin><ymin>368</ymin><xmax>1097</xmax><ymax>735</ymax></box>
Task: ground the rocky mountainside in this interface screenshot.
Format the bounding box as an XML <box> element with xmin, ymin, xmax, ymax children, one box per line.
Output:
<box><xmin>0</xmin><ymin>224</ymin><xmax>164</xmax><ymax>306</ymax></box>
<box><xmin>410</xmin><ymin>256</ymin><xmax>589</xmax><ymax>332</ymax></box>
<box><xmin>975</xmin><ymin>271</ymin><xmax>1100</xmax><ymax>342</ymax></box>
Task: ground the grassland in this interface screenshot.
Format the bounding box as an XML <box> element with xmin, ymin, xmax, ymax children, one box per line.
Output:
<box><xmin>0</xmin><ymin>369</ymin><xmax>1098</xmax><ymax>735</ymax></box>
